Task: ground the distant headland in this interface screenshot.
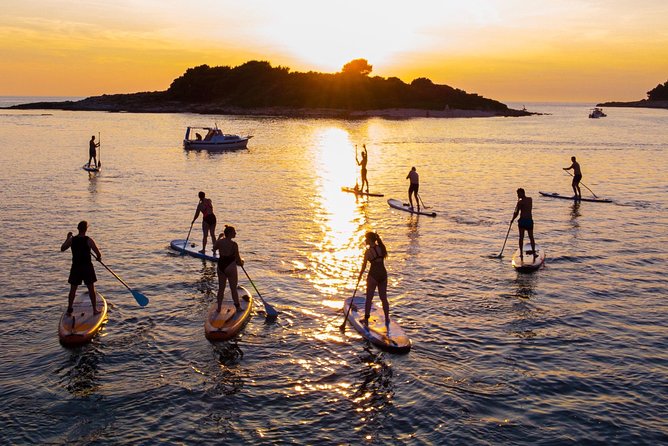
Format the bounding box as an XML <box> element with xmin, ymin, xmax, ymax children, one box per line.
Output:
<box><xmin>598</xmin><ymin>79</ymin><xmax>668</xmax><ymax>109</ymax></box>
<box><xmin>8</xmin><ymin>59</ymin><xmax>531</xmax><ymax>118</ymax></box>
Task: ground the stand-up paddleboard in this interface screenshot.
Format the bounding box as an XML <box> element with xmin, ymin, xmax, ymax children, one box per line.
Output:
<box><xmin>58</xmin><ymin>292</ymin><xmax>108</xmax><ymax>346</ymax></box>
<box><xmin>204</xmin><ymin>286</ymin><xmax>253</xmax><ymax>341</ymax></box>
<box><xmin>511</xmin><ymin>244</ymin><xmax>546</xmax><ymax>272</ymax></box>
<box><xmin>341</xmin><ymin>187</ymin><xmax>384</xmax><ymax>197</ymax></box>
<box><xmin>343</xmin><ymin>296</ymin><xmax>411</xmax><ymax>353</ymax></box>
<box><xmin>539</xmin><ymin>191</ymin><xmax>612</xmax><ymax>203</ymax></box>
<box><xmin>82</xmin><ymin>163</ymin><xmax>100</xmax><ymax>172</ymax></box>
<box><xmin>387</xmin><ymin>198</ymin><xmax>437</xmax><ymax>217</ymax></box>
<box><xmin>170</xmin><ymin>239</ymin><xmax>218</xmax><ymax>262</ymax></box>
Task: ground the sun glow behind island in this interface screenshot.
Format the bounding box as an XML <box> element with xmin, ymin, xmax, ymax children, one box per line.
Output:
<box><xmin>1</xmin><ymin>0</ymin><xmax>667</xmax><ymax>101</ymax></box>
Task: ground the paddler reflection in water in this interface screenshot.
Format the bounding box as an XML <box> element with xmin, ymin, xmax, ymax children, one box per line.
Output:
<box><xmin>358</xmin><ymin>232</ymin><xmax>390</xmax><ymax>329</ymax></box>
<box><xmin>511</xmin><ymin>188</ymin><xmax>537</xmax><ymax>262</ymax></box>
<box><xmin>213</xmin><ymin>225</ymin><xmax>244</xmax><ymax>313</ymax></box>
<box><xmin>192</xmin><ymin>191</ymin><xmax>217</xmax><ymax>254</ymax></box>
<box><xmin>60</xmin><ymin>221</ymin><xmax>102</xmax><ymax>315</ymax></box>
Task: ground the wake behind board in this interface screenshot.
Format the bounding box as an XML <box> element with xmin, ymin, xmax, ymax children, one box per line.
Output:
<box><xmin>511</xmin><ymin>244</ymin><xmax>546</xmax><ymax>272</ymax></box>
<box><xmin>82</xmin><ymin>163</ymin><xmax>100</xmax><ymax>172</ymax></box>
<box><xmin>343</xmin><ymin>296</ymin><xmax>411</xmax><ymax>353</ymax></box>
<box><xmin>387</xmin><ymin>198</ymin><xmax>436</xmax><ymax>217</ymax></box>
<box><xmin>170</xmin><ymin>239</ymin><xmax>219</xmax><ymax>262</ymax></box>
<box><xmin>58</xmin><ymin>292</ymin><xmax>108</xmax><ymax>346</ymax></box>
<box><xmin>341</xmin><ymin>187</ymin><xmax>384</xmax><ymax>197</ymax></box>
<box><xmin>539</xmin><ymin>191</ymin><xmax>612</xmax><ymax>203</ymax></box>
<box><xmin>204</xmin><ymin>286</ymin><xmax>253</xmax><ymax>341</ymax></box>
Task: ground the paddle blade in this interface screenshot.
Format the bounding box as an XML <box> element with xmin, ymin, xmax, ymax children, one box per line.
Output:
<box><xmin>132</xmin><ymin>290</ymin><xmax>149</xmax><ymax>307</ymax></box>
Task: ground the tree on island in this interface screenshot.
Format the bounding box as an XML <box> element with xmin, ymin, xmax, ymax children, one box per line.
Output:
<box><xmin>341</xmin><ymin>59</ymin><xmax>373</xmax><ymax>76</ymax></box>
<box><xmin>647</xmin><ymin>80</ymin><xmax>668</xmax><ymax>101</ymax></box>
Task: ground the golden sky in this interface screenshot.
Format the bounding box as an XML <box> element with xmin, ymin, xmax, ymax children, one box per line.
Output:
<box><xmin>1</xmin><ymin>0</ymin><xmax>667</xmax><ymax>102</ymax></box>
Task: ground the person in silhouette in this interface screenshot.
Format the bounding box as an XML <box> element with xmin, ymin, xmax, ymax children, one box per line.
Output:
<box><xmin>61</xmin><ymin>221</ymin><xmax>102</xmax><ymax>315</ymax></box>
<box><xmin>192</xmin><ymin>191</ymin><xmax>217</xmax><ymax>254</ymax></box>
<box><xmin>213</xmin><ymin>225</ymin><xmax>244</xmax><ymax>313</ymax></box>
<box><xmin>563</xmin><ymin>156</ymin><xmax>582</xmax><ymax>199</ymax></box>
<box><xmin>510</xmin><ymin>188</ymin><xmax>537</xmax><ymax>261</ymax></box>
<box><xmin>406</xmin><ymin>166</ymin><xmax>420</xmax><ymax>210</ymax></box>
<box><xmin>88</xmin><ymin>135</ymin><xmax>100</xmax><ymax>168</ymax></box>
<box><xmin>358</xmin><ymin>232</ymin><xmax>390</xmax><ymax>329</ymax></box>
<box><xmin>356</xmin><ymin>144</ymin><xmax>369</xmax><ymax>193</ymax></box>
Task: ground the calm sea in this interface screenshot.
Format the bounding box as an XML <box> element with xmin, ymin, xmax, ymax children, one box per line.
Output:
<box><xmin>0</xmin><ymin>100</ymin><xmax>666</xmax><ymax>445</ymax></box>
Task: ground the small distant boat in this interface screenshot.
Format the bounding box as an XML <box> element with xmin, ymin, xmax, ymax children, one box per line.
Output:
<box><xmin>183</xmin><ymin>125</ymin><xmax>252</xmax><ymax>150</ymax></box>
<box><xmin>589</xmin><ymin>107</ymin><xmax>607</xmax><ymax>119</ymax></box>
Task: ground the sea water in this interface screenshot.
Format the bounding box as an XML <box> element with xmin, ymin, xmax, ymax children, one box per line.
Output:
<box><xmin>0</xmin><ymin>102</ymin><xmax>666</xmax><ymax>444</ymax></box>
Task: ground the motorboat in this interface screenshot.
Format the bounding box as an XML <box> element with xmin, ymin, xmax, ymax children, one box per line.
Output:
<box><xmin>183</xmin><ymin>125</ymin><xmax>252</xmax><ymax>150</ymax></box>
<box><xmin>588</xmin><ymin>107</ymin><xmax>607</xmax><ymax>119</ymax></box>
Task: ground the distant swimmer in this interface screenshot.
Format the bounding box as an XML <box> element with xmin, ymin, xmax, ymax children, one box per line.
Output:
<box><xmin>61</xmin><ymin>221</ymin><xmax>102</xmax><ymax>316</ymax></box>
<box><xmin>213</xmin><ymin>225</ymin><xmax>244</xmax><ymax>313</ymax></box>
<box><xmin>511</xmin><ymin>188</ymin><xmax>537</xmax><ymax>261</ymax></box>
<box><xmin>563</xmin><ymin>156</ymin><xmax>582</xmax><ymax>199</ymax></box>
<box><xmin>406</xmin><ymin>166</ymin><xmax>420</xmax><ymax>211</ymax></box>
<box><xmin>88</xmin><ymin>135</ymin><xmax>100</xmax><ymax>168</ymax></box>
<box><xmin>357</xmin><ymin>232</ymin><xmax>390</xmax><ymax>329</ymax></box>
<box><xmin>192</xmin><ymin>191</ymin><xmax>217</xmax><ymax>254</ymax></box>
<box><xmin>356</xmin><ymin>144</ymin><xmax>369</xmax><ymax>193</ymax></box>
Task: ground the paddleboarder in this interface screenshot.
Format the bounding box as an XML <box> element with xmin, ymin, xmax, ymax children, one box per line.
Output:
<box><xmin>192</xmin><ymin>191</ymin><xmax>217</xmax><ymax>255</ymax></box>
<box><xmin>61</xmin><ymin>220</ymin><xmax>102</xmax><ymax>315</ymax></box>
<box><xmin>212</xmin><ymin>225</ymin><xmax>244</xmax><ymax>313</ymax></box>
<box><xmin>357</xmin><ymin>232</ymin><xmax>390</xmax><ymax>329</ymax></box>
<box><xmin>356</xmin><ymin>144</ymin><xmax>369</xmax><ymax>193</ymax></box>
<box><xmin>406</xmin><ymin>166</ymin><xmax>420</xmax><ymax>211</ymax></box>
<box><xmin>510</xmin><ymin>188</ymin><xmax>537</xmax><ymax>262</ymax></box>
<box><xmin>87</xmin><ymin>135</ymin><xmax>100</xmax><ymax>168</ymax></box>
<box><xmin>563</xmin><ymin>156</ymin><xmax>582</xmax><ymax>199</ymax></box>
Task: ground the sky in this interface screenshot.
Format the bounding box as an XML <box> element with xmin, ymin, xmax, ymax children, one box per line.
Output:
<box><xmin>1</xmin><ymin>0</ymin><xmax>667</xmax><ymax>102</ymax></box>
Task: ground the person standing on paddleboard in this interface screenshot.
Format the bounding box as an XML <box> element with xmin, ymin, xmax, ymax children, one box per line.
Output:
<box><xmin>192</xmin><ymin>191</ymin><xmax>217</xmax><ymax>254</ymax></box>
<box><xmin>358</xmin><ymin>232</ymin><xmax>390</xmax><ymax>329</ymax></box>
<box><xmin>510</xmin><ymin>188</ymin><xmax>537</xmax><ymax>262</ymax></box>
<box><xmin>563</xmin><ymin>156</ymin><xmax>583</xmax><ymax>200</ymax></box>
<box><xmin>356</xmin><ymin>144</ymin><xmax>369</xmax><ymax>193</ymax></box>
<box><xmin>213</xmin><ymin>225</ymin><xmax>244</xmax><ymax>313</ymax></box>
<box><xmin>87</xmin><ymin>135</ymin><xmax>100</xmax><ymax>168</ymax></box>
<box><xmin>406</xmin><ymin>166</ymin><xmax>420</xmax><ymax>211</ymax></box>
<box><xmin>61</xmin><ymin>220</ymin><xmax>102</xmax><ymax>316</ymax></box>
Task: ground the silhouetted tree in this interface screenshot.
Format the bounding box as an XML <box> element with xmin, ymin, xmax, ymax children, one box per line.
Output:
<box><xmin>647</xmin><ymin>80</ymin><xmax>668</xmax><ymax>101</ymax></box>
<box><xmin>341</xmin><ymin>59</ymin><xmax>373</xmax><ymax>76</ymax></box>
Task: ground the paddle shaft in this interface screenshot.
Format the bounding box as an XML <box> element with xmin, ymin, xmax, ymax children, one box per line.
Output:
<box><xmin>97</xmin><ymin>259</ymin><xmax>148</xmax><ymax>306</ymax></box>
<box><xmin>417</xmin><ymin>193</ymin><xmax>429</xmax><ymax>209</ymax></box>
<box><xmin>340</xmin><ymin>274</ymin><xmax>363</xmax><ymax>331</ymax></box>
<box><xmin>181</xmin><ymin>221</ymin><xmax>195</xmax><ymax>256</ymax></box>
<box><xmin>98</xmin><ymin>132</ymin><xmax>101</xmax><ymax>167</ymax></box>
<box><xmin>565</xmin><ymin>170</ymin><xmax>597</xmax><ymax>198</ymax></box>
<box><xmin>497</xmin><ymin>220</ymin><xmax>513</xmax><ymax>258</ymax></box>
<box><xmin>241</xmin><ymin>265</ymin><xmax>278</xmax><ymax>318</ymax></box>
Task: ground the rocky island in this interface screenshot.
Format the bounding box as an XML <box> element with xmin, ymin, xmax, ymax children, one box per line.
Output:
<box><xmin>598</xmin><ymin>79</ymin><xmax>668</xmax><ymax>110</ymax></box>
<box><xmin>9</xmin><ymin>59</ymin><xmax>531</xmax><ymax>118</ymax></box>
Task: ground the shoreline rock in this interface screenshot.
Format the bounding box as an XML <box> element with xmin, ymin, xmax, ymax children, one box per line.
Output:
<box><xmin>597</xmin><ymin>99</ymin><xmax>668</xmax><ymax>109</ymax></box>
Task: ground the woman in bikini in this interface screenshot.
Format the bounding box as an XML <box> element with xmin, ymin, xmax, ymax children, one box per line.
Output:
<box><xmin>212</xmin><ymin>225</ymin><xmax>244</xmax><ymax>313</ymax></box>
<box><xmin>192</xmin><ymin>191</ymin><xmax>217</xmax><ymax>254</ymax></box>
<box><xmin>358</xmin><ymin>231</ymin><xmax>390</xmax><ymax>328</ymax></box>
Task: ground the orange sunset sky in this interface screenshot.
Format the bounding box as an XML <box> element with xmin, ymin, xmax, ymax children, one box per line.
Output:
<box><xmin>1</xmin><ymin>0</ymin><xmax>667</xmax><ymax>102</ymax></box>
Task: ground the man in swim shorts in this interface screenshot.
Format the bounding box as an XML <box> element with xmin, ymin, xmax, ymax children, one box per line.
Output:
<box><xmin>563</xmin><ymin>156</ymin><xmax>582</xmax><ymax>199</ymax></box>
<box><xmin>511</xmin><ymin>188</ymin><xmax>537</xmax><ymax>261</ymax></box>
<box><xmin>61</xmin><ymin>220</ymin><xmax>102</xmax><ymax>315</ymax></box>
<box><xmin>406</xmin><ymin>166</ymin><xmax>420</xmax><ymax>211</ymax></box>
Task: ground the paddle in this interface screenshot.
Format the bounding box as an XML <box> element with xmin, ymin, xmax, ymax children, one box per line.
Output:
<box><xmin>180</xmin><ymin>221</ymin><xmax>195</xmax><ymax>256</ymax></box>
<box><xmin>97</xmin><ymin>259</ymin><xmax>149</xmax><ymax>306</ymax></box>
<box><xmin>491</xmin><ymin>220</ymin><xmax>513</xmax><ymax>258</ymax></box>
<box><xmin>417</xmin><ymin>193</ymin><xmax>430</xmax><ymax>209</ymax></box>
<box><xmin>241</xmin><ymin>265</ymin><xmax>278</xmax><ymax>321</ymax></box>
<box><xmin>564</xmin><ymin>170</ymin><xmax>598</xmax><ymax>198</ymax></box>
<box><xmin>339</xmin><ymin>274</ymin><xmax>363</xmax><ymax>331</ymax></box>
<box><xmin>97</xmin><ymin>132</ymin><xmax>101</xmax><ymax>169</ymax></box>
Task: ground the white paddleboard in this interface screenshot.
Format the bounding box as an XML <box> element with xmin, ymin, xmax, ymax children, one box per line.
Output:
<box><xmin>58</xmin><ymin>292</ymin><xmax>108</xmax><ymax>346</ymax></box>
<box><xmin>170</xmin><ymin>239</ymin><xmax>218</xmax><ymax>262</ymax></box>
<box><xmin>387</xmin><ymin>198</ymin><xmax>436</xmax><ymax>217</ymax></box>
<box><xmin>343</xmin><ymin>295</ymin><xmax>411</xmax><ymax>353</ymax></box>
<box><xmin>82</xmin><ymin>163</ymin><xmax>100</xmax><ymax>172</ymax></box>
<box><xmin>511</xmin><ymin>244</ymin><xmax>546</xmax><ymax>272</ymax></box>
